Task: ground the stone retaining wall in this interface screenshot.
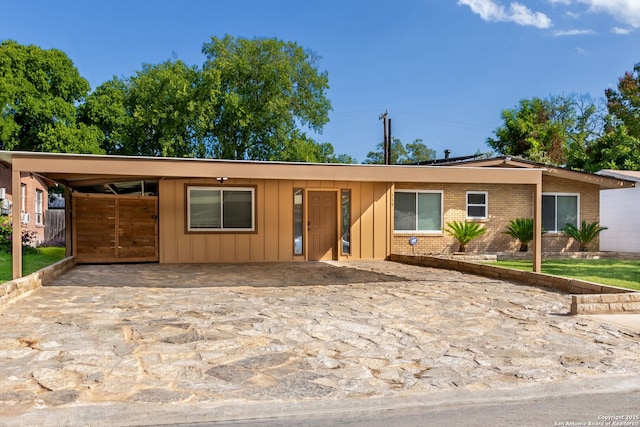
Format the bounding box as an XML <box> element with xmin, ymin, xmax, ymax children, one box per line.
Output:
<box><xmin>0</xmin><ymin>257</ymin><xmax>75</xmax><ymax>311</ymax></box>
<box><xmin>389</xmin><ymin>254</ymin><xmax>640</xmax><ymax>315</ymax></box>
<box><xmin>571</xmin><ymin>293</ymin><xmax>640</xmax><ymax>315</ymax></box>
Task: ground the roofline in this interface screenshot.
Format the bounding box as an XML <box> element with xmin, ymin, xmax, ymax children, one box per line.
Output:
<box><xmin>437</xmin><ymin>155</ymin><xmax>635</xmax><ymax>190</ymax></box>
<box><xmin>0</xmin><ymin>150</ymin><xmax>544</xmax><ymax>187</ymax></box>
<box><xmin>597</xmin><ymin>169</ymin><xmax>640</xmax><ymax>183</ymax></box>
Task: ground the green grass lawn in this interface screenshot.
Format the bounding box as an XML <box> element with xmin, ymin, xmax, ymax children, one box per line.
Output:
<box><xmin>491</xmin><ymin>259</ymin><xmax>640</xmax><ymax>291</ymax></box>
<box><xmin>0</xmin><ymin>247</ymin><xmax>66</xmax><ymax>283</ymax></box>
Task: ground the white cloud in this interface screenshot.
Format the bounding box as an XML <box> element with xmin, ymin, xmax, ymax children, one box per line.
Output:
<box><xmin>612</xmin><ymin>26</ymin><xmax>632</xmax><ymax>35</ymax></box>
<box><xmin>552</xmin><ymin>28</ymin><xmax>596</xmax><ymax>36</ymax></box>
<box><xmin>548</xmin><ymin>0</ymin><xmax>572</xmax><ymax>5</ymax></box>
<box><xmin>458</xmin><ymin>0</ymin><xmax>553</xmax><ymax>28</ymax></box>
<box><xmin>578</xmin><ymin>0</ymin><xmax>640</xmax><ymax>28</ymax></box>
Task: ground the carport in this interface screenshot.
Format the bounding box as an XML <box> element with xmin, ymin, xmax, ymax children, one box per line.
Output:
<box><xmin>0</xmin><ymin>150</ymin><xmax>546</xmax><ymax>279</ymax></box>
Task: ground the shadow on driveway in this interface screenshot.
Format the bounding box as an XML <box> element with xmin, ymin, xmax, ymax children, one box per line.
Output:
<box><xmin>45</xmin><ymin>262</ymin><xmax>413</xmax><ymax>288</ymax></box>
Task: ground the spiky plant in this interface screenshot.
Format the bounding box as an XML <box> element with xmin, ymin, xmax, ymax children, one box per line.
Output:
<box><xmin>503</xmin><ymin>218</ymin><xmax>544</xmax><ymax>252</ymax></box>
<box><xmin>444</xmin><ymin>221</ymin><xmax>486</xmax><ymax>252</ymax></box>
<box><xmin>562</xmin><ymin>220</ymin><xmax>608</xmax><ymax>252</ymax></box>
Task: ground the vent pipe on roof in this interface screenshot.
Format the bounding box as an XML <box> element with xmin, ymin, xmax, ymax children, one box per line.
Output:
<box><xmin>444</xmin><ymin>149</ymin><xmax>451</xmax><ymax>159</ymax></box>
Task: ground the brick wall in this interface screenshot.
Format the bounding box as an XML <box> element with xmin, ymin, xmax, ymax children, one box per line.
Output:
<box><xmin>542</xmin><ymin>175</ymin><xmax>601</xmax><ymax>252</ymax></box>
<box><xmin>393</xmin><ymin>182</ymin><xmax>532</xmax><ymax>254</ymax></box>
<box><xmin>0</xmin><ymin>168</ymin><xmax>49</xmax><ymax>245</ymax></box>
<box><xmin>393</xmin><ymin>176</ymin><xmax>603</xmax><ymax>255</ymax></box>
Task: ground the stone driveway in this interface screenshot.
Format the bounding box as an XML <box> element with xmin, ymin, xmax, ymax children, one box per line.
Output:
<box><xmin>1</xmin><ymin>261</ymin><xmax>639</xmax><ymax>425</ymax></box>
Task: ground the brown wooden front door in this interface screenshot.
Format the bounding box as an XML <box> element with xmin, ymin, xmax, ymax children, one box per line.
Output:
<box><xmin>73</xmin><ymin>193</ymin><xmax>159</xmax><ymax>263</ymax></box>
<box><xmin>308</xmin><ymin>191</ymin><xmax>337</xmax><ymax>261</ymax></box>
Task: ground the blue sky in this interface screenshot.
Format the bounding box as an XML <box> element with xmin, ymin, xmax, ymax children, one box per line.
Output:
<box><xmin>2</xmin><ymin>0</ymin><xmax>640</xmax><ymax>162</ymax></box>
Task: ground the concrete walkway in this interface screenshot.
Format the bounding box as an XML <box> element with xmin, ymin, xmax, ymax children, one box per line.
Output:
<box><xmin>0</xmin><ymin>261</ymin><xmax>639</xmax><ymax>426</ymax></box>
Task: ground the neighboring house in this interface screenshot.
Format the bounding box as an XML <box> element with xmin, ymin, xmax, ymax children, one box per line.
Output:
<box><xmin>0</xmin><ymin>163</ymin><xmax>48</xmax><ymax>244</ymax></box>
<box><xmin>424</xmin><ymin>156</ymin><xmax>635</xmax><ymax>253</ymax></box>
<box><xmin>0</xmin><ymin>151</ymin><xmax>632</xmax><ymax>279</ymax></box>
<box><xmin>597</xmin><ymin>170</ymin><xmax>640</xmax><ymax>253</ymax></box>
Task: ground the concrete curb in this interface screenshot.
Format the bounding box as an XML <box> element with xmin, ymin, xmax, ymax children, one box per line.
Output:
<box><xmin>4</xmin><ymin>374</ymin><xmax>640</xmax><ymax>427</ymax></box>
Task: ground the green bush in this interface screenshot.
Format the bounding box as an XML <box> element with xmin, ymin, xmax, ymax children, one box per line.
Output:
<box><xmin>503</xmin><ymin>218</ymin><xmax>547</xmax><ymax>252</ymax></box>
<box><xmin>0</xmin><ymin>216</ymin><xmax>38</xmax><ymax>253</ymax></box>
<box><xmin>444</xmin><ymin>221</ymin><xmax>486</xmax><ymax>252</ymax></box>
<box><xmin>562</xmin><ymin>220</ymin><xmax>608</xmax><ymax>252</ymax></box>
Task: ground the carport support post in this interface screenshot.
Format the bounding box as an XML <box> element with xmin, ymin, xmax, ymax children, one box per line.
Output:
<box><xmin>532</xmin><ymin>177</ymin><xmax>542</xmax><ymax>273</ymax></box>
<box><xmin>11</xmin><ymin>168</ymin><xmax>22</xmax><ymax>279</ymax></box>
<box><xmin>64</xmin><ymin>186</ymin><xmax>72</xmax><ymax>257</ymax></box>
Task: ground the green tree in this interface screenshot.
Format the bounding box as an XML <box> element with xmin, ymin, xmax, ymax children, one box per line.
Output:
<box><xmin>605</xmin><ymin>63</ymin><xmax>640</xmax><ymax>139</ymax></box>
<box><xmin>487</xmin><ymin>95</ymin><xmax>603</xmax><ymax>168</ymax></box>
<box><xmin>200</xmin><ymin>35</ymin><xmax>332</xmax><ymax>160</ymax></box>
<box><xmin>0</xmin><ymin>40</ymin><xmax>103</xmax><ymax>153</ymax></box>
<box><xmin>80</xmin><ymin>59</ymin><xmax>205</xmax><ymax>157</ymax></box>
<box><xmin>364</xmin><ymin>138</ymin><xmax>435</xmax><ymax>164</ymax></box>
<box><xmin>582</xmin><ymin>120</ymin><xmax>640</xmax><ymax>172</ymax></box>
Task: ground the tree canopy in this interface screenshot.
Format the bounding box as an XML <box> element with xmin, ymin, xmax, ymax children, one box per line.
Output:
<box><xmin>486</xmin><ymin>95</ymin><xmax>603</xmax><ymax>169</ymax></box>
<box><xmin>4</xmin><ymin>37</ymin><xmax>349</xmax><ymax>162</ymax></box>
<box><xmin>364</xmin><ymin>138</ymin><xmax>436</xmax><ymax>164</ymax></box>
<box><xmin>0</xmin><ymin>40</ymin><xmax>103</xmax><ymax>153</ymax></box>
<box><xmin>487</xmin><ymin>63</ymin><xmax>640</xmax><ymax>173</ymax></box>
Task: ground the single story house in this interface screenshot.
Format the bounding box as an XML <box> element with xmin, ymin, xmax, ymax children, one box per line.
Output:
<box><xmin>0</xmin><ymin>151</ymin><xmax>632</xmax><ymax>280</ymax></box>
<box><xmin>0</xmin><ymin>163</ymin><xmax>49</xmax><ymax>244</ymax></box>
<box><xmin>597</xmin><ymin>170</ymin><xmax>640</xmax><ymax>253</ymax></box>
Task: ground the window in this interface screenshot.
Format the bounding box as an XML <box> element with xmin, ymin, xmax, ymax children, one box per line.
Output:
<box><xmin>341</xmin><ymin>189</ymin><xmax>351</xmax><ymax>255</ymax></box>
<box><xmin>466</xmin><ymin>191</ymin><xmax>488</xmax><ymax>219</ymax></box>
<box><xmin>293</xmin><ymin>189</ymin><xmax>303</xmax><ymax>255</ymax></box>
<box><xmin>20</xmin><ymin>184</ymin><xmax>26</xmax><ymax>213</ymax></box>
<box><xmin>542</xmin><ymin>193</ymin><xmax>578</xmax><ymax>232</ymax></box>
<box><xmin>394</xmin><ymin>191</ymin><xmax>442</xmax><ymax>233</ymax></box>
<box><xmin>35</xmin><ymin>189</ymin><xmax>43</xmax><ymax>225</ymax></box>
<box><xmin>187</xmin><ymin>186</ymin><xmax>255</xmax><ymax>232</ymax></box>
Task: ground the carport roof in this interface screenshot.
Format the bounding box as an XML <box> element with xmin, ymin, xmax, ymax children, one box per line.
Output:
<box><xmin>0</xmin><ymin>150</ymin><xmax>547</xmax><ymax>189</ymax></box>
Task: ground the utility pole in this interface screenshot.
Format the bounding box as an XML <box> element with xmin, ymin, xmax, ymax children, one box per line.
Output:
<box><xmin>379</xmin><ymin>110</ymin><xmax>391</xmax><ymax>165</ymax></box>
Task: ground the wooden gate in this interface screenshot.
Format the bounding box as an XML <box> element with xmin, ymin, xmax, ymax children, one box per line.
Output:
<box><xmin>73</xmin><ymin>193</ymin><xmax>159</xmax><ymax>263</ymax></box>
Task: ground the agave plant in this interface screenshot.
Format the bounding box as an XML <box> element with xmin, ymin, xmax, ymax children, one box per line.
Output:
<box><xmin>503</xmin><ymin>218</ymin><xmax>546</xmax><ymax>252</ymax></box>
<box><xmin>444</xmin><ymin>221</ymin><xmax>486</xmax><ymax>252</ymax></box>
<box><xmin>562</xmin><ymin>220</ymin><xmax>608</xmax><ymax>252</ymax></box>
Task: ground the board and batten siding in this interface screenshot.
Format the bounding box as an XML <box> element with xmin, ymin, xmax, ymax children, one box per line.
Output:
<box><xmin>159</xmin><ymin>178</ymin><xmax>391</xmax><ymax>263</ymax></box>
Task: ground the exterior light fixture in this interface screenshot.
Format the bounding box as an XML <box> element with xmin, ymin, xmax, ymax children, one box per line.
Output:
<box><xmin>216</xmin><ymin>177</ymin><xmax>228</xmax><ymax>184</ymax></box>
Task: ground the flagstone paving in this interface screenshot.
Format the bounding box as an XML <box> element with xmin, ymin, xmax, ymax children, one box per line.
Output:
<box><xmin>0</xmin><ymin>261</ymin><xmax>639</xmax><ymax>422</ymax></box>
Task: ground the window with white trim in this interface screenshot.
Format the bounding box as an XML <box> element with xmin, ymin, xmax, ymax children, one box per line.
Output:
<box><xmin>542</xmin><ymin>193</ymin><xmax>579</xmax><ymax>232</ymax></box>
<box><xmin>466</xmin><ymin>191</ymin><xmax>488</xmax><ymax>219</ymax></box>
<box><xmin>394</xmin><ymin>191</ymin><xmax>442</xmax><ymax>233</ymax></box>
<box><xmin>35</xmin><ymin>189</ymin><xmax>43</xmax><ymax>225</ymax></box>
<box><xmin>20</xmin><ymin>184</ymin><xmax>26</xmax><ymax>213</ymax></box>
<box><xmin>187</xmin><ymin>186</ymin><xmax>255</xmax><ymax>232</ymax></box>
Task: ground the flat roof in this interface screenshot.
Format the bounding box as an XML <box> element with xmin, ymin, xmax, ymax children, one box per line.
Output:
<box><xmin>0</xmin><ymin>150</ymin><xmax>545</xmax><ymax>189</ymax></box>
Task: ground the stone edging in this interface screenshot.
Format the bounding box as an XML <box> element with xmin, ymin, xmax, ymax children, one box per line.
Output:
<box><xmin>389</xmin><ymin>254</ymin><xmax>640</xmax><ymax>315</ymax></box>
<box><xmin>0</xmin><ymin>257</ymin><xmax>75</xmax><ymax>311</ymax></box>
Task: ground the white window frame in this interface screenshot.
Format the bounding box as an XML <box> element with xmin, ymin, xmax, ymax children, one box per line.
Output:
<box><xmin>187</xmin><ymin>186</ymin><xmax>255</xmax><ymax>232</ymax></box>
<box><xmin>20</xmin><ymin>183</ymin><xmax>26</xmax><ymax>213</ymax></box>
<box><xmin>394</xmin><ymin>190</ymin><xmax>443</xmax><ymax>234</ymax></box>
<box><xmin>542</xmin><ymin>192</ymin><xmax>580</xmax><ymax>233</ymax></box>
<box><xmin>35</xmin><ymin>189</ymin><xmax>43</xmax><ymax>225</ymax></box>
<box><xmin>466</xmin><ymin>191</ymin><xmax>488</xmax><ymax>220</ymax></box>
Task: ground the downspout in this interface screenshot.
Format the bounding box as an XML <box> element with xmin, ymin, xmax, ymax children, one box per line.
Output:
<box><xmin>532</xmin><ymin>172</ymin><xmax>543</xmax><ymax>273</ymax></box>
<box><xmin>11</xmin><ymin>168</ymin><xmax>22</xmax><ymax>279</ymax></box>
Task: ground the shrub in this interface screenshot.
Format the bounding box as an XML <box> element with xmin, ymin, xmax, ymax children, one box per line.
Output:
<box><xmin>0</xmin><ymin>216</ymin><xmax>39</xmax><ymax>253</ymax></box>
<box><xmin>562</xmin><ymin>220</ymin><xmax>608</xmax><ymax>252</ymax></box>
<box><xmin>503</xmin><ymin>218</ymin><xmax>547</xmax><ymax>252</ymax></box>
<box><xmin>444</xmin><ymin>221</ymin><xmax>486</xmax><ymax>252</ymax></box>
<box><xmin>37</xmin><ymin>237</ymin><xmax>66</xmax><ymax>248</ymax></box>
